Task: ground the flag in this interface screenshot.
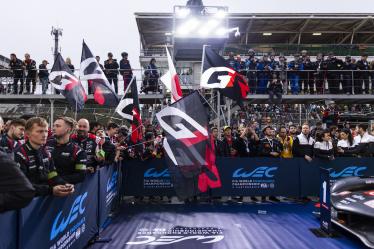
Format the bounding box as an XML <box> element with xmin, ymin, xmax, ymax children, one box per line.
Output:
<box><xmin>115</xmin><ymin>77</ymin><xmax>135</xmax><ymax>120</ymax></box>
<box><xmin>200</xmin><ymin>46</ymin><xmax>249</xmax><ymax>107</ymax></box>
<box><xmin>160</xmin><ymin>46</ymin><xmax>182</xmax><ymax>102</ymax></box>
<box><xmin>49</xmin><ymin>53</ymin><xmax>87</xmax><ymax>112</ymax></box>
<box><xmin>80</xmin><ymin>41</ymin><xmax>119</xmax><ymax>107</ymax></box>
<box><xmin>156</xmin><ymin>91</ymin><xmax>221</xmax><ymax>197</ymax></box>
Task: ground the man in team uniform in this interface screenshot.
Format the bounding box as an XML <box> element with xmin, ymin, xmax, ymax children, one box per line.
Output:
<box><xmin>71</xmin><ymin>119</ymin><xmax>105</xmax><ymax>172</ymax></box>
<box><xmin>46</xmin><ymin>117</ymin><xmax>87</xmax><ymax>184</ymax></box>
<box><xmin>0</xmin><ymin>119</ymin><xmax>26</xmax><ymax>157</ymax></box>
<box><xmin>14</xmin><ymin>117</ymin><xmax>74</xmax><ymax>197</ymax></box>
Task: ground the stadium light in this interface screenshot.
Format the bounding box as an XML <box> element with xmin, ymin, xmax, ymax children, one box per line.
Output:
<box><xmin>215</xmin><ymin>27</ymin><xmax>240</xmax><ymax>37</ymax></box>
<box><xmin>176</xmin><ymin>18</ymin><xmax>200</xmax><ymax>36</ymax></box>
<box><xmin>313</xmin><ymin>32</ymin><xmax>322</xmax><ymax>36</ymax></box>
<box><xmin>198</xmin><ymin>19</ymin><xmax>220</xmax><ymax>36</ymax></box>
<box><xmin>263</xmin><ymin>33</ymin><xmax>272</xmax><ymax>36</ymax></box>
<box><xmin>175</xmin><ymin>7</ymin><xmax>190</xmax><ymax>18</ymax></box>
<box><xmin>215</xmin><ymin>9</ymin><xmax>227</xmax><ymax>19</ymax></box>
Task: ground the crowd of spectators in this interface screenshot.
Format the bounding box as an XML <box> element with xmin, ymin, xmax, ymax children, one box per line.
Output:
<box><xmin>2</xmin><ymin>49</ymin><xmax>374</xmax><ymax>96</ymax></box>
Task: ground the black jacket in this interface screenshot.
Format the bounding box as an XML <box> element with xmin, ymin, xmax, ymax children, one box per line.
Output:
<box><xmin>257</xmin><ymin>137</ymin><xmax>282</xmax><ymax>157</ymax></box>
<box><xmin>292</xmin><ymin>133</ymin><xmax>315</xmax><ymax>157</ymax></box>
<box><xmin>104</xmin><ymin>59</ymin><xmax>119</xmax><ymax>78</ymax></box>
<box><xmin>234</xmin><ymin>137</ymin><xmax>257</xmax><ymax>157</ymax></box>
<box><xmin>38</xmin><ymin>64</ymin><xmax>49</xmax><ymax>78</ymax></box>
<box><xmin>0</xmin><ymin>149</ymin><xmax>35</xmax><ymax>213</ymax></box>
<box><xmin>14</xmin><ymin>142</ymin><xmax>65</xmax><ymax>196</ymax></box>
<box><xmin>9</xmin><ymin>58</ymin><xmax>24</xmax><ymax>77</ymax></box>
<box><xmin>119</xmin><ymin>59</ymin><xmax>133</xmax><ymax>77</ymax></box>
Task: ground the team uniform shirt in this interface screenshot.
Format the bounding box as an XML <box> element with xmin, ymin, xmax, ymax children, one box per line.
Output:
<box><xmin>292</xmin><ymin>133</ymin><xmax>315</xmax><ymax>157</ymax></box>
<box><xmin>0</xmin><ymin>134</ymin><xmax>22</xmax><ymax>156</ymax></box>
<box><xmin>71</xmin><ymin>133</ymin><xmax>102</xmax><ymax>168</ymax></box>
<box><xmin>313</xmin><ymin>141</ymin><xmax>334</xmax><ymax>159</ymax></box>
<box><xmin>45</xmin><ymin>138</ymin><xmax>87</xmax><ymax>184</ymax></box>
<box><xmin>277</xmin><ymin>135</ymin><xmax>293</xmax><ymax>158</ymax></box>
<box><xmin>14</xmin><ymin>141</ymin><xmax>64</xmax><ymax>196</ymax></box>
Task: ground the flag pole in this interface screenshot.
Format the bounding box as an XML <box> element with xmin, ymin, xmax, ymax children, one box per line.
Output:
<box><xmin>217</xmin><ymin>90</ymin><xmax>221</xmax><ymax>137</ymax></box>
<box><xmin>112</xmin><ymin>76</ymin><xmax>135</xmax><ymax>118</ymax></box>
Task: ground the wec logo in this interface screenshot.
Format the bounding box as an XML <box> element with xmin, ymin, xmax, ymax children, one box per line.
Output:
<box><xmin>107</xmin><ymin>170</ymin><xmax>118</xmax><ymax>192</ymax></box>
<box><xmin>50</xmin><ymin>192</ymin><xmax>87</xmax><ymax>241</ymax></box>
<box><xmin>126</xmin><ymin>235</ymin><xmax>224</xmax><ymax>245</ymax></box>
<box><xmin>233</xmin><ymin>167</ymin><xmax>278</xmax><ymax>178</ymax></box>
<box><xmin>144</xmin><ymin>168</ymin><xmax>170</xmax><ymax>178</ymax></box>
<box><xmin>330</xmin><ymin>166</ymin><xmax>367</xmax><ymax>178</ymax></box>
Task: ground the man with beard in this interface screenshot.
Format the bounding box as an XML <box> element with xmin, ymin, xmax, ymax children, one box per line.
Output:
<box><xmin>0</xmin><ymin>119</ymin><xmax>26</xmax><ymax>157</ymax></box>
<box><xmin>15</xmin><ymin>117</ymin><xmax>74</xmax><ymax>197</ymax></box>
<box><xmin>288</xmin><ymin>124</ymin><xmax>298</xmax><ymax>140</ymax></box>
<box><xmin>46</xmin><ymin>117</ymin><xmax>87</xmax><ymax>184</ymax></box>
<box><xmin>71</xmin><ymin>119</ymin><xmax>105</xmax><ymax>172</ymax></box>
<box><xmin>23</xmin><ymin>53</ymin><xmax>37</xmax><ymax>94</ymax></box>
<box><xmin>292</xmin><ymin>123</ymin><xmax>315</xmax><ymax>162</ymax></box>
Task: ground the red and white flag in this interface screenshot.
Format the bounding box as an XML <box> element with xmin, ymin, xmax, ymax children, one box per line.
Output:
<box><xmin>160</xmin><ymin>46</ymin><xmax>182</xmax><ymax>102</ymax></box>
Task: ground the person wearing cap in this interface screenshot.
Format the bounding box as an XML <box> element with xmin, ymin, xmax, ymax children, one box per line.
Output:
<box><xmin>341</xmin><ymin>55</ymin><xmax>355</xmax><ymax>94</ymax></box>
<box><xmin>119</xmin><ymin>52</ymin><xmax>133</xmax><ymax>92</ymax></box>
<box><xmin>245</xmin><ymin>49</ymin><xmax>258</xmax><ymax>94</ymax></box>
<box><xmin>325</xmin><ymin>52</ymin><xmax>343</xmax><ymax>94</ymax></box>
<box><xmin>221</xmin><ymin>126</ymin><xmax>238</xmax><ymax>157</ymax></box>
<box><xmin>38</xmin><ymin>59</ymin><xmax>49</xmax><ymax>94</ymax></box>
<box><xmin>104</xmin><ymin>52</ymin><xmax>120</xmax><ymax>94</ymax></box>
<box><xmin>356</xmin><ymin>53</ymin><xmax>370</xmax><ymax>94</ymax></box>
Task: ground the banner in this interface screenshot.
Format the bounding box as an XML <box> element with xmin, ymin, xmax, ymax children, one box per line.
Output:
<box><xmin>99</xmin><ymin>164</ymin><xmax>119</xmax><ymax>228</ymax></box>
<box><xmin>19</xmin><ymin>173</ymin><xmax>99</xmax><ymax>249</ymax></box>
<box><xmin>299</xmin><ymin>157</ymin><xmax>374</xmax><ymax>196</ymax></box>
<box><xmin>0</xmin><ymin>210</ymin><xmax>17</xmax><ymax>249</ymax></box>
<box><xmin>122</xmin><ymin>159</ymin><xmax>175</xmax><ymax>196</ymax></box>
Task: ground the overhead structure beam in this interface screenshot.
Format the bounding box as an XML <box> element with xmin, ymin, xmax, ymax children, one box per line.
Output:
<box><xmin>289</xmin><ymin>18</ymin><xmax>312</xmax><ymax>44</ymax></box>
<box><xmin>338</xmin><ymin>18</ymin><xmax>370</xmax><ymax>44</ymax></box>
<box><xmin>245</xmin><ymin>18</ymin><xmax>254</xmax><ymax>44</ymax></box>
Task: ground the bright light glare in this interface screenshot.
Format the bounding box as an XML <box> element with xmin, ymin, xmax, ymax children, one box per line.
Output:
<box><xmin>312</xmin><ymin>32</ymin><xmax>322</xmax><ymax>36</ymax></box>
<box><xmin>176</xmin><ymin>7</ymin><xmax>190</xmax><ymax>18</ymax></box>
<box><xmin>176</xmin><ymin>18</ymin><xmax>200</xmax><ymax>36</ymax></box>
<box><xmin>263</xmin><ymin>33</ymin><xmax>272</xmax><ymax>36</ymax></box>
<box><xmin>198</xmin><ymin>20</ymin><xmax>220</xmax><ymax>36</ymax></box>
<box><xmin>216</xmin><ymin>27</ymin><xmax>227</xmax><ymax>36</ymax></box>
<box><xmin>215</xmin><ymin>10</ymin><xmax>227</xmax><ymax>19</ymax></box>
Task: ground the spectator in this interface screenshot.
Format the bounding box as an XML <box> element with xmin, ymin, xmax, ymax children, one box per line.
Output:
<box><xmin>303</xmin><ymin>55</ymin><xmax>314</xmax><ymax>94</ymax></box>
<box><xmin>0</xmin><ymin>148</ymin><xmax>35</xmax><ymax>213</ymax></box>
<box><xmin>341</xmin><ymin>55</ymin><xmax>354</xmax><ymax>94</ymax></box>
<box><xmin>288</xmin><ymin>54</ymin><xmax>303</xmax><ymax>95</ymax></box>
<box><xmin>119</xmin><ymin>52</ymin><xmax>133</xmax><ymax>92</ymax></box>
<box><xmin>38</xmin><ymin>60</ymin><xmax>49</xmax><ymax>94</ymax></box>
<box><xmin>0</xmin><ymin>116</ymin><xmax>4</xmax><ymax>134</ymax></box>
<box><xmin>256</xmin><ymin>55</ymin><xmax>272</xmax><ymax>94</ymax></box>
<box><xmin>143</xmin><ymin>58</ymin><xmax>160</xmax><ymax>93</ymax></box>
<box><xmin>226</xmin><ymin>52</ymin><xmax>236</xmax><ymax>69</ymax></box>
<box><xmin>0</xmin><ymin>118</ymin><xmax>26</xmax><ymax>156</ymax></box>
<box><xmin>234</xmin><ymin>55</ymin><xmax>245</xmax><ymax>73</ymax></box>
<box><xmin>24</xmin><ymin>53</ymin><xmax>38</xmax><ymax>94</ymax></box>
<box><xmin>95</xmin><ymin>56</ymin><xmax>104</xmax><ymax>71</ymax></box>
<box><xmin>95</xmin><ymin>128</ymin><xmax>116</xmax><ymax>164</ymax></box>
<box><xmin>353</xmin><ymin>123</ymin><xmax>374</xmax><ymax>157</ymax></box>
<box><xmin>90</xmin><ymin>121</ymin><xmax>103</xmax><ymax>135</ymax></box>
<box><xmin>276</xmin><ymin>55</ymin><xmax>288</xmax><ymax>94</ymax></box>
<box><xmin>65</xmin><ymin>57</ymin><xmax>75</xmax><ymax>72</ymax></box>
<box><xmin>46</xmin><ymin>117</ymin><xmax>87</xmax><ymax>184</ymax></box>
<box><xmin>14</xmin><ymin>117</ymin><xmax>74</xmax><ymax>197</ymax></box>
<box><xmin>337</xmin><ymin>128</ymin><xmax>356</xmax><ymax>157</ymax></box>
<box><xmin>313</xmin><ymin>53</ymin><xmax>326</xmax><ymax>94</ymax></box>
<box><xmin>288</xmin><ymin>124</ymin><xmax>298</xmax><ymax>140</ymax></box>
<box><xmin>277</xmin><ymin>126</ymin><xmax>293</xmax><ymax>158</ymax></box>
<box><xmin>310</xmin><ymin>121</ymin><xmax>323</xmax><ymax>139</ymax></box>
<box><xmin>268</xmin><ymin>73</ymin><xmax>283</xmax><ymax>104</ymax></box>
<box><xmin>292</xmin><ymin>123</ymin><xmax>315</xmax><ymax>162</ymax></box>
<box><xmin>356</xmin><ymin>53</ymin><xmax>370</xmax><ymax>94</ymax></box>
<box><xmin>107</xmin><ymin>122</ymin><xmax>120</xmax><ymax>144</ymax></box>
<box><xmin>104</xmin><ymin>52</ymin><xmax>120</xmax><ymax>94</ymax></box>
<box><xmin>314</xmin><ymin>129</ymin><xmax>334</xmax><ymax>160</ymax></box>
<box><xmin>234</xmin><ymin>126</ymin><xmax>257</xmax><ymax>157</ymax></box>
<box><xmin>221</xmin><ymin>126</ymin><xmax>237</xmax><ymax>157</ymax></box>
<box><xmin>212</xmin><ymin>127</ymin><xmax>223</xmax><ymax>156</ymax></box>
<box><xmin>71</xmin><ymin>118</ymin><xmax>105</xmax><ymax>171</ymax></box>
<box><xmin>257</xmin><ymin>126</ymin><xmax>282</xmax><ymax>157</ymax></box>
<box><xmin>9</xmin><ymin>53</ymin><xmax>24</xmax><ymax>94</ymax></box>
<box><xmin>325</xmin><ymin>52</ymin><xmax>343</xmax><ymax>94</ymax></box>
<box><xmin>245</xmin><ymin>49</ymin><xmax>258</xmax><ymax>94</ymax></box>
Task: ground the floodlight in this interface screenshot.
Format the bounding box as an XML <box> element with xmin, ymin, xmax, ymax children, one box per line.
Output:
<box><xmin>176</xmin><ymin>7</ymin><xmax>190</xmax><ymax>18</ymax></box>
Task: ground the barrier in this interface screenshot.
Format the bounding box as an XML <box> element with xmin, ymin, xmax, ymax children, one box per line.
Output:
<box><xmin>0</xmin><ymin>163</ymin><xmax>121</xmax><ymax>249</ymax></box>
<box><xmin>0</xmin><ymin>210</ymin><xmax>17</xmax><ymax>249</ymax></box>
<box><xmin>121</xmin><ymin>157</ymin><xmax>374</xmax><ymax>197</ymax></box>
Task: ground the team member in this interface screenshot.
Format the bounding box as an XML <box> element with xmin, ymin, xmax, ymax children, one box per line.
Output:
<box><xmin>0</xmin><ymin>119</ymin><xmax>26</xmax><ymax>156</ymax></box>
<box><xmin>257</xmin><ymin>126</ymin><xmax>282</xmax><ymax>157</ymax></box>
<box><xmin>313</xmin><ymin>129</ymin><xmax>334</xmax><ymax>160</ymax></box>
<box><xmin>292</xmin><ymin>123</ymin><xmax>315</xmax><ymax>162</ymax></box>
<box><xmin>14</xmin><ymin>117</ymin><xmax>74</xmax><ymax>196</ymax></box>
<box><xmin>71</xmin><ymin>119</ymin><xmax>105</xmax><ymax>171</ymax></box>
<box><xmin>46</xmin><ymin>117</ymin><xmax>87</xmax><ymax>184</ymax></box>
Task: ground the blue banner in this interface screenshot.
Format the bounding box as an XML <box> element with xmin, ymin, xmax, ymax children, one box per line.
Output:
<box><xmin>19</xmin><ymin>173</ymin><xmax>99</xmax><ymax>249</ymax></box>
<box><xmin>99</xmin><ymin>164</ymin><xmax>119</xmax><ymax>228</ymax></box>
<box><xmin>0</xmin><ymin>210</ymin><xmax>17</xmax><ymax>249</ymax></box>
<box><xmin>122</xmin><ymin>159</ymin><xmax>175</xmax><ymax>196</ymax></box>
<box><xmin>299</xmin><ymin>157</ymin><xmax>374</xmax><ymax>196</ymax></box>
